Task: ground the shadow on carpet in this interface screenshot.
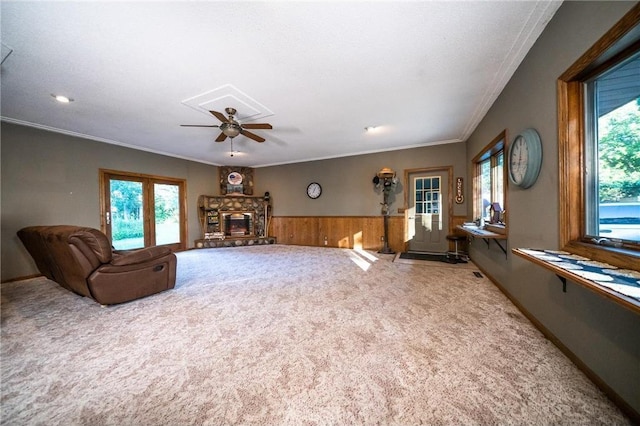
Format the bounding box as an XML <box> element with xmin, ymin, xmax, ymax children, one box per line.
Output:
<box><xmin>398</xmin><ymin>252</ymin><xmax>467</xmax><ymax>264</ymax></box>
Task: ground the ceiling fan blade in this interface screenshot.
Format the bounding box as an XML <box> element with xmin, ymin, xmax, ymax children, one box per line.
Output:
<box><xmin>215</xmin><ymin>132</ymin><xmax>228</xmax><ymax>142</ymax></box>
<box><xmin>242</xmin><ymin>123</ymin><xmax>272</xmax><ymax>130</ymax></box>
<box><xmin>180</xmin><ymin>124</ymin><xmax>220</xmax><ymax>127</ymax></box>
<box><xmin>241</xmin><ymin>129</ymin><xmax>265</xmax><ymax>143</ymax></box>
<box><xmin>210</xmin><ymin>110</ymin><xmax>228</xmax><ymax>123</ymax></box>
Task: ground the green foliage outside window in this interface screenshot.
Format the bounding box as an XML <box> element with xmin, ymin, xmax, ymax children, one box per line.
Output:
<box><xmin>110</xmin><ymin>180</ymin><xmax>143</xmax><ymax>240</ymax></box>
<box><xmin>112</xmin><ymin>220</ymin><xmax>143</xmax><ymax>240</ymax></box>
<box><xmin>599</xmin><ymin>98</ymin><xmax>640</xmax><ymax>202</ymax></box>
<box><xmin>154</xmin><ymin>184</ymin><xmax>179</xmax><ymax>223</ymax></box>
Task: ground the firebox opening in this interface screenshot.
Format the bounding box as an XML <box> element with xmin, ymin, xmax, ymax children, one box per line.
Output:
<box><xmin>222</xmin><ymin>212</ymin><xmax>254</xmax><ymax>237</ymax></box>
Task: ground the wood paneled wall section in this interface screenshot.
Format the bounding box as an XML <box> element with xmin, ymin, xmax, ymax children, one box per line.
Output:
<box><xmin>269</xmin><ymin>216</ymin><xmax>405</xmax><ymax>252</ymax></box>
<box><xmin>270</xmin><ymin>215</ymin><xmax>471</xmax><ymax>253</ymax></box>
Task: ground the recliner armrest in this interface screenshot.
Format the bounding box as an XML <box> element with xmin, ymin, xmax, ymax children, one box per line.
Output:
<box><xmin>110</xmin><ymin>246</ymin><xmax>172</xmax><ymax>266</ymax></box>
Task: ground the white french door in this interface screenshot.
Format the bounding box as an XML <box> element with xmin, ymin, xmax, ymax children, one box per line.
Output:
<box><xmin>407</xmin><ymin>169</ymin><xmax>450</xmax><ymax>253</ymax></box>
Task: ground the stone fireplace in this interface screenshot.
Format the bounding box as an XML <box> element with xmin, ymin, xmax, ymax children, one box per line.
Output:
<box><xmin>195</xmin><ymin>194</ymin><xmax>276</xmax><ymax>248</ymax></box>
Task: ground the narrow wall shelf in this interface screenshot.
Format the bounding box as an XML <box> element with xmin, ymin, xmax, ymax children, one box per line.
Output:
<box><xmin>457</xmin><ymin>225</ymin><xmax>508</xmax><ymax>258</ymax></box>
<box><xmin>512</xmin><ymin>248</ymin><xmax>640</xmax><ymax>314</ymax></box>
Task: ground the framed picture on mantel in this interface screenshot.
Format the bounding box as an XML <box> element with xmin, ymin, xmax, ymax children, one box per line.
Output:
<box><xmin>219</xmin><ymin>166</ymin><xmax>254</xmax><ymax>195</ymax></box>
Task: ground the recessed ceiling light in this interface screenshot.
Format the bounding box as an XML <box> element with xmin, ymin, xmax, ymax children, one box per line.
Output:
<box><xmin>365</xmin><ymin>126</ymin><xmax>379</xmax><ymax>132</ymax></box>
<box><xmin>51</xmin><ymin>94</ymin><xmax>74</xmax><ymax>103</ymax></box>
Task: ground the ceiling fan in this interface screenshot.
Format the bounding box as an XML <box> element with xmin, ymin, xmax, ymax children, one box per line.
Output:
<box><xmin>181</xmin><ymin>107</ymin><xmax>272</xmax><ymax>143</ymax></box>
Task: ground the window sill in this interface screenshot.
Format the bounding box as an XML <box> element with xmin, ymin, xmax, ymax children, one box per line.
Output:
<box><xmin>512</xmin><ymin>247</ymin><xmax>640</xmax><ymax>314</ymax></box>
<box><xmin>564</xmin><ymin>240</ymin><xmax>640</xmax><ymax>270</ymax></box>
<box><xmin>485</xmin><ymin>223</ymin><xmax>506</xmax><ymax>235</ymax></box>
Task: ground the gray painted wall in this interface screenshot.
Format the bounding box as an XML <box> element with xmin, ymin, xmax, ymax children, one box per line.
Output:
<box><xmin>255</xmin><ymin>142</ymin><xmax>468</xmax><ymax>218</ymax></box>
<box><xmin>465</xmin><ymin>1</ymin><xmax>639</xmax><ymax>413</ymax></box>
<box><xmin>1</xmin><ymin>122</ymin><xmax>219</xmax><ymax>280</ymax></box>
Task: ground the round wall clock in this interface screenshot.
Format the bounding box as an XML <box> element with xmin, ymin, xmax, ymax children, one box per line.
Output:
<box><xmin>508</xmin><ymin>128</ymin><xmax>543</xmax><ymax>189</ymax></box>
<box><xmin>306</xmin><ymin>182</ymin><xmax>322</xmax><ymax>199</ymax></box>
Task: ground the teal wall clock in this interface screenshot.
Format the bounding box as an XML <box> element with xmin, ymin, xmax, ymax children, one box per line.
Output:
<box><xmin>508</xmin><ymin>128</ymin><xmax>542</xmax><ymax>189</ymax></box>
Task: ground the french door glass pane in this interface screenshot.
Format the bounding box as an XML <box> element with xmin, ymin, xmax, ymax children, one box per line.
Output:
<box><xmin>110</xmin><ymin>179</ymin><xmax>144</xmax><ymax>250</ymax></box>
<box><xmin>154</xmin><ymin>183</ymin><xmax>180</xmax><ymax>245</ymax></box>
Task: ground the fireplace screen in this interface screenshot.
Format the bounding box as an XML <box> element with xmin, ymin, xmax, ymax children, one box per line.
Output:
<box><xmin>222</xmin><ymin>212</ymin><xmax>254</xmax><ymax>237</ymax></box>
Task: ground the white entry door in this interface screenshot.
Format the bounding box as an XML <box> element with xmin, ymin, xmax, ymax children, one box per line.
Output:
<box><xmin>407</xmin><ymin>171</ymin><xmax>449</xmax><ymax>253</ymax></box>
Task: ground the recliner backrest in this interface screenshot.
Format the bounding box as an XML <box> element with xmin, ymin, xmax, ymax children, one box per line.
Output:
<box><xmin>42</xmin><ymin>226</ymin><xmax>98</xmax><ymax>297</ymax></box>
<box><xmin>17</xmin><ymin>226</ymin><xmax>58</xmax><ymax>282</ymax></box>
<box><xmin>18</xmin><ymin>225</ymin><xmax>109</xmax><ymax>298</ymax></box>
<box><xmin>68</xmin><ymin>228</ymin><xmax>113</xmax><ymax>267</ymax></box>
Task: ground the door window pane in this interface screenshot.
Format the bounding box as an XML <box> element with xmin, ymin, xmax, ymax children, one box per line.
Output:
<box><xmin>414</xmin><ymin>177</ymin><xmax>441</xmax><ymax>215</ymax></box>
<box><xmin>110</xmin><ymin>179</ymin><xmax>144</xmax><ymax>250</ymax></box>
<box><xmin>154</xmin><ymin>183</ymin><xmax>181</xmax><ymax>245</ymax></box>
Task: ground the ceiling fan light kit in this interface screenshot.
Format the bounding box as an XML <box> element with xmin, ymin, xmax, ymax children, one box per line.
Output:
<box><xmin>220</xmin><ymin>122</ymin><xmax>241</xmax><ymax>138</ymax></box>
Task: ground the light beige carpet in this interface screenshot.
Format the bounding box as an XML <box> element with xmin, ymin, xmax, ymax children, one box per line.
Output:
<box><xmin>392</xmin><ymin>252</ymin><xmax>477</xmax><ymax>269</ymax></box>
<box><xmin>1</xmin><ymin>245</ymin><xmax>630</xmax><ymax>425</ymax></box>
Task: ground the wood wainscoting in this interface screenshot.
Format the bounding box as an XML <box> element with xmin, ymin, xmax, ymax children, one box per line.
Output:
<box><xmin>269</xmin><ymin>215</ymin><xmax>469</xmax><ymax>253</ymax></box>
<box><xmin>269</xmin><ymin>216</ymin><xmax>405</xmax><ymax>252</ymax></box>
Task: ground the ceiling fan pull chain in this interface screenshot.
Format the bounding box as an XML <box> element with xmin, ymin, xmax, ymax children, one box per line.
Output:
<box><xmin>230</xmin><ymin>138</ymin><xmax>234</xmax><ymax>157</ymax></box>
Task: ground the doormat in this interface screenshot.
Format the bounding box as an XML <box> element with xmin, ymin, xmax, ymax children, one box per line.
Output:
<box><xmin>398</xmin><ymin>252</ymin><xmax>467</xmax><ymax>264</ymax></box>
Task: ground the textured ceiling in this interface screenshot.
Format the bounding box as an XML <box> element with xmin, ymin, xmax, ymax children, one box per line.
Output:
<box><xmin>0</xmin><ymin>1</ymin><xmax>562</xmax><ymax>167</ymax></box>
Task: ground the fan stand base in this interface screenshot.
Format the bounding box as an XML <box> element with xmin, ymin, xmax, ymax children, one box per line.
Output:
<box><xmin>378</xmin><ymin>246</ymin><xmax>395</xmax><ymax>254</ymax></box>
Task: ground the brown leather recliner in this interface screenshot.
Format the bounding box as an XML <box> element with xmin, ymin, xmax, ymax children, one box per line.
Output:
<box><xmin>17</xmin><ymin>225</ymin><xmax>177</xmax><ymax>305</ymax></box>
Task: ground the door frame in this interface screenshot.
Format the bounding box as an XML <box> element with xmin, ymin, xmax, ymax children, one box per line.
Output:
<box><xmin>403</xmin><ymin>166</ymin><xmax>454</xmax><ymax>253</ymax></box>
<box><xmin>99</xmin><ymin>169</ymin><xmax>188</xmax><ymax>251</ymax></box>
